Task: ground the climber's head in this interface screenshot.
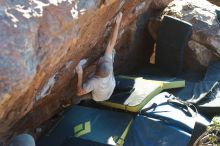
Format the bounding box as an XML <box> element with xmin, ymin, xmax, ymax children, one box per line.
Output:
<box><xmin>95</xmin><ymin>60</ymin><xmax>111</xmax><ymax>78</ymax></box>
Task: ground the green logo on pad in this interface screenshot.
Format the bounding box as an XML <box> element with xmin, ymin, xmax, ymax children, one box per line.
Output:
<box><xmin>74</xmin><ymin>121</ymin><xmax>91</xmax><ymax>137</ymax></box>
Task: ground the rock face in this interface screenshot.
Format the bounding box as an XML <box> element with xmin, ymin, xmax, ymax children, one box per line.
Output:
<box><xmin>148</xmin><ymin>0</ymin><xmax>220</xmax><ymax>71</ymax></box>
<box><xmin>0</xmin><ymin>0</ymin><xmax>172</xmax><ymax>141</ymax></box>
<box><xmin>209</xmin><ymin>0</ymin><xmax>220</xmax><ymax>6</ymax></box>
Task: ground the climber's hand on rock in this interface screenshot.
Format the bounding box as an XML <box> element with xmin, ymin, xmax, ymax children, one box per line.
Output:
<box><xmin>76</xmin><ymin>64</ymin><xmax>83</xmax><ymax>74</ymax></box>
<box><xmin>115</xmin><ymin>12</ymin><xmax>123</xmax><ymax>25</ymax></box>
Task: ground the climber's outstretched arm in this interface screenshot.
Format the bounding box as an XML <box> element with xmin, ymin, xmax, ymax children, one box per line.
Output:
<box><xmin>76</xmin><ymin>65</ymin><xmax>87</xmax><ymax>96</ymax></box>
<box><xmin>105</xmin><ymin>12</ymin><xmax>123</xmax><ymax>55</ymax></box>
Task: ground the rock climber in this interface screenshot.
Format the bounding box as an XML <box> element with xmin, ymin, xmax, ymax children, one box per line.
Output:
<box><xmin>75</xmin><ymin>12</ymin><xmax>123</xmax><ymax>102</ymax></box>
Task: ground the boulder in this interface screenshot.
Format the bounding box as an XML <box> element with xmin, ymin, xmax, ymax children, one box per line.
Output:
<box><xmin>209</xmin><ymin>0</ymin><xmax>220</xmax><ymax>6</ymax></box>
<box><xmin>148</xmin><ymin>0</ymin><xmax>220</xmax><ymax>70</ymax></box>
<box><xmin>0</xmin><ymin>0</ymin><xmax>172</xmax><ymax>142</ymax></box>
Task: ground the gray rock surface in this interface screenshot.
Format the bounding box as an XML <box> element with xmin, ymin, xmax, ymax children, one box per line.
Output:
<box><xmin>149</xmin><ymin>0</ymin><xmax>220</xmax><ymax>70</ymax></box>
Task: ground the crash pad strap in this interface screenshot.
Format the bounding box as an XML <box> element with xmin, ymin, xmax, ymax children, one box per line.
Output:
<box><xmin>116</xmin><ymin>120</ymin><xmax>133</xmax><ymax>146</ymax></box>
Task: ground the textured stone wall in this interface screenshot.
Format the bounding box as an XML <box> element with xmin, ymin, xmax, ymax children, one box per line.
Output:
<box><xmin>209</xmin><ymin>0</ymin><xmax>220</xmax><ymax>6</ymax></box>
<box><xmin>0</xmin><ymin>0</ymin><xmax>173</xmax><ymax>141</ymax></box>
